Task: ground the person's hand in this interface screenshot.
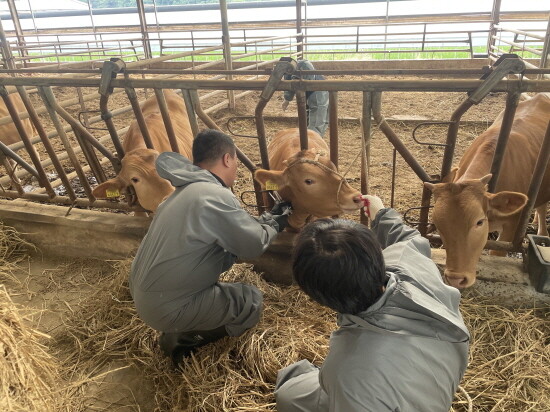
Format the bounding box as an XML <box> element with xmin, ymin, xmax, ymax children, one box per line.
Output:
<box><xmin>281</xmin><ymin>100</ymin><xmax>290</xmax><ymax>111</ymax></box>
<box><xmin>360</xmin><ymin>195</ymin><xmax>385</xmax><ymax>219</ymax></box>
<box><xmin>270</xmin><ymin>201</ymin><xmax>292</xmax><ymax>232</ymax></box>
<box><xmin>270</xmin><ymin>200</ymin><xmax>292</xmax><ymax>216</ymax></box>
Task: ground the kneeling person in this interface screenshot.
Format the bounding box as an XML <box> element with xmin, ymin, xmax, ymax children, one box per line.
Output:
<box><xmin>275</xmin><ymin>196</ymin><xmax>470</xmax><ymax>411</ymax></box>
<box><xmin>130</xmin><ymin>129</ymin><xmax>290</xmax><ymax>366</ymax></box>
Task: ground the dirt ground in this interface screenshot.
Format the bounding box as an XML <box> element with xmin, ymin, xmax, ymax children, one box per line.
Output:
<box><xmin>2</xmin><ymin>73</ymin><xmax>549</xmax><ymax>411</ymax></box>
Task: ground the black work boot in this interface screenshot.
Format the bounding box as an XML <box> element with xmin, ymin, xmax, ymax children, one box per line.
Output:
<box><xmin>159</xmin><ymin>326</ymin><xmax>229</xmax><ymax>367</ymax></box>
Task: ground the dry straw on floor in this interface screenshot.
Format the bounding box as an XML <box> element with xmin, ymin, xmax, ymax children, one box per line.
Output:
<box><xmin>0</xmin><ymin>285</ymin><xmax>66</xmax><ymax>412</ymax></box>
<box><xmin>58</xmin><ymin>259</ymin><xmax>549</xmax><ymax>412</ymax></box>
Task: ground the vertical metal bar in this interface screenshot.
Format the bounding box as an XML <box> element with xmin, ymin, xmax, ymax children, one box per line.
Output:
<box><xmin>468</xmin><ymin>32</ymin><xmax>473</xmax><ymax>58</ymax></box>
<box><xmin>328</xmin><ymin>91</ymin><xmax>338</xmax><ymax>167</ymax></box>
<box><xmin>418</xmin><ymin>184</ymin><xmax>432</xmax><ymax>237</ymax></box>
<box><xmin>0</xmin><ymin>17</ymin><xmax>16</xmax><ymax>70</ymax></box>
<box><xmin>76</xmin><ymin>87</ymin><xmax>89</xmax><ymax>126</ymax></box>
<box><xmin>441</xmin><ymin>100</ymin><xmax>473</xmax><ymax>179</ymax></box>
<box><xmin>0</xmin><ymin>87</ymin><xmax>53</xmax><ymax>195</ymax></box>
<box><xmin>488</xmin><ymin>91</ymin><xmax>521</xmax><ymax>193</ymax></box>
<box><xmin>15</xmin><ymin>85</ymin><xmax>74</xmax><ymax>197</ymax></box>
<box><xmin>512</xmin><ymin>120</ymin><xmax>550</xmax><ymax>248</ymax></box>
<box><xmin>540</xmin><ymin>14</ymin><xmax>550</xmax><ymax>71</ymax></box>
<box><xmin>38</xmin><ymin>86</ymin><xmax>89</xmax><ymax>201</ymax></box>
<box><xmin>136</xmin><ymin>0</ymin><xmax>152</xmax><ymax>59</ymax></box>
<box><xmin>360</xmin><ymin>92</ymin><xmax>372</xmax><ymax>225</ymax></box>
<box><xmin>297</xmin><ymin>90</ymin><xmax>308</xmax><ymax>150</ymax></box>
<box><xmin>390</xmin><ymin>149</ymin><xmax>397</xmax><ymax>208</ymax></box>
<box><xmin>154</xmin><ymin>88</ymin><xmax>180</xmax><ymax>153</ymax></box>
<box><xmin>181</xmin><ymin>88</ymin><xmax>200</xmax><ymax>138</ymax></box>
<box><xmin>125</xmin><ymin>86</ymin><xmax>154</xmax><ymax>149</ymax></box>
<box><xmin>296</xmin><ymin>0</ymin><xmax>303</xmax><ymax>55</ymax></box>
<box><xmin>6</xmin><ymin>0</ymin><xmax>27</xmax><ymax>68</ymax></box>
<box><xmin>219</xmin><ymin>0</ymin><xmax>235</xmax><ymax>109</ymax></box>
<box><xmin>487</xmin><ymin>0</ymin><xmax>502</xmax><ymax>61</ymax></box>
<box><xmin>72</xmin><ymin>127</ymin><xmax>106</xmax><ymax>184</ymax></box>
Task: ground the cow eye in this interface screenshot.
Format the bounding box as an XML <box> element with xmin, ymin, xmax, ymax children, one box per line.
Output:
<box><xmin>304</xmin><ymin>179</ymin><xmax>314</xmax><ymax>185</ymax></box>
<box><xmin>131</xmin><ymin>177</ymin><xmax>139</xmax><ymax>183</ymax></box>
<box><xmin>476</xmin><ymin>219</ymin><xmax>485</xmax><ymax>227</ymax></box>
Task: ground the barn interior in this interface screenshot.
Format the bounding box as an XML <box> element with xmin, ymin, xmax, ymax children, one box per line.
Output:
<box><xmin>0</xmin><ymin>0</ymin><xmax>549</xmax><ymax>411</ymax></box>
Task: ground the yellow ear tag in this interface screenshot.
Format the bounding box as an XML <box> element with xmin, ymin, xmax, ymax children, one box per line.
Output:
<box><xmin>265</xmin><ymin>181</ymin><xmax>279</xmax><ymax>191</ymax></box>
<box><xmin>106</xmin><ymin>189</ymin><xmax>120</xmax><ymax>198</ymax></box>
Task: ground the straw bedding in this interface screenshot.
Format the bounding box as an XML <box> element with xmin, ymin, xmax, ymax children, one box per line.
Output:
<box><xmin>0</xmin><ymin>221</ymin><xmax>549</xmax><ymax>411</ymax></box>
<box><xmin>58</xmin><ymin>260</ymin><xmax>549</xmax><ymax>412</ymax></box>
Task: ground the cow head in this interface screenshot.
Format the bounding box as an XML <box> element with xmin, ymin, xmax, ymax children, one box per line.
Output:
<box><xmin>425</xmin><ymin>174</ymin><xmax>527</xmax><ymax>289</ymax></box>
<box><xmin>92</xmin><ymin>148</ymin><xmax>174</xmax><ymax>213</ymax></box>
<box><xmin>254</xmin><ymin>150</ymin><xmax>362</xmax><ymax>230</ymax></box>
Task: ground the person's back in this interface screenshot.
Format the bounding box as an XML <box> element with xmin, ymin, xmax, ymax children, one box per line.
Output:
<box><xmin>275</xmin><ymin>197</ymin><xmax>469</xmax><ymax>411</ymax></box>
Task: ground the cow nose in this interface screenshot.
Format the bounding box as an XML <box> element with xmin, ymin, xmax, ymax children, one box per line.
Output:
<box><xmin>444</xmin><ymin>270</ymin><xmax>474</xmax><ymax>289</ymax></box>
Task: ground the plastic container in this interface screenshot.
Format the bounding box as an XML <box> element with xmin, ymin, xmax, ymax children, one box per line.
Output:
<box><xmin>526</xmin><ymin>234</ymin><xmax>550</xmax><ymax>294</ymax></box>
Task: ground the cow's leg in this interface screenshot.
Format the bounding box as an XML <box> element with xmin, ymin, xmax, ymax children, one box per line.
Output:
<box><xmin>535</xmin><ymin>203</ymin><xmax>548</xmax><ymax>236</ymax></box>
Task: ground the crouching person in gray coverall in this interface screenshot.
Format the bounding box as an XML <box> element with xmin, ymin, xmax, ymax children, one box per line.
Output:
<box><xmin>130</xmin><ymin>129</ymin><xmax>291</xmax><ymax>366</ymax></box>
<box><xmin>282</xmin><ymin>59</ymin><xmax>329</xmax><ymax>137</ymax></box>
<box><xmin>275</xmin><ymin>195</ymin><xmax>470</xmax><ymax>411</ymax></box>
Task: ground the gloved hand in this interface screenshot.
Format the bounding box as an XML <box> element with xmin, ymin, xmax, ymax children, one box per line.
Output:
<box><xmin>281</xmin><ymin>100</ymin><xmax>290</xmax><ymax>111</ymax></box>
<box><xmin>270</xmin><ymin>200</ymin><xmax>292</xmax><ymax>216</ymax></box>
<box><xmin>270</xmin><ymin>201</ymin><xmax>292</xmax><ymax>232</ymax></box>
<box><xmin>360</xmin><ymin>195</ymin><xmax>385</xmax><ymax>219</ymax></box>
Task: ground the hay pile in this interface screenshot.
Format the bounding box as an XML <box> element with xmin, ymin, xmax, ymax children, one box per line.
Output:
<box><xmin>58</xmin><ymin>259</ymin><xmax>550</xmax><ymax>412</ymax></box>
<box><xmin>0</xmin><ymin>221</ymin><xmax>35</xmax><ymax>284</ymax></box>
<box><xmin>0</xmin><ymin>285</ymin><xmax>65</xmax><ymax>412</ymax></box>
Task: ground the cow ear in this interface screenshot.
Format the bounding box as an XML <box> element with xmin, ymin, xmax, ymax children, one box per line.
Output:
<box><xmin>442</xmin><ymin>167</ymin><xmax>458</xmax><ymax>183</ymax></box>
<box><xmin>254</xmin><ymin>169</ymin><xmax>286</xmax><ymax>189</ymax></box>
<box><xmin>486</xmin><ymin>191</ymin><xmax>528</xmax><ymax>217</ymax></box>
<box><xmin>92</xmin><ymin>179</ymin><xmax>125</xmax><ymax>199</ymax></box>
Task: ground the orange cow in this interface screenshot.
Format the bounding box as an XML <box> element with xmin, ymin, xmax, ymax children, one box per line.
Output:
<box><xmin>254</xmin><ymin>128</ymin><xmax>362</xmax><ymax>230</ymax></box>
<box><xmin>93</xmin><ymin>90</ymin><xmax>193</xmax><ymax>212</ymax></box>
<box><xmin>0</xmin><ymin>92</ymin><xmax>36</xmax><ymax>180</ymax></box>
<box><xmin>425</xmin><ymin>94</ymin><xmax>550</xmax><ymax>289</ymax></box>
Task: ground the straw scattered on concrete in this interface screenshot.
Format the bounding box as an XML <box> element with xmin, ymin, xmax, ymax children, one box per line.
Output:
<box><xmin>0</xmin><ymin>221</ymin><xmax>35</xmax><ymax>284</ymax></box>
<box><xmin>56</xmin><ymin>259</ymin><xmax>550</xmax><ymax>412</ymax></box>
<box><xmin>0</xmin><ymin>285</ymin><xmax>64</xmax><ymax>412</ymax></box>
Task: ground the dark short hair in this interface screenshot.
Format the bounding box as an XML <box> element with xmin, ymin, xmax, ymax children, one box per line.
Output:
<box><xmin>192</xmin><ymin>129</ymin><xmax>236</xmax><ymax>166</ymax></box>
<box><xmin>292</xmin><ymin>218</ymin><xmax>386</xmax><ymax>314</ymax></box>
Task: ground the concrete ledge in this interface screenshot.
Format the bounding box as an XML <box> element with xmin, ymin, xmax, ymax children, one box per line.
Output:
<box><xmin>0</xmin><ymin>199</ymin><xmax>151</xmax><ymax>260</ymax></box>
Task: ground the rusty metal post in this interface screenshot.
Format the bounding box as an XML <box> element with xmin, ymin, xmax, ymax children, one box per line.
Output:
<box><xmin>418</xmin><ymin>184</ymin><xmax>433</xmax><ymax>237</ymax></box>
<box><xmin>124</xmin><ymin>86</ymin><xmax>154</xmax><ymax>149</ymax></box>
<box><xmin>513</xmin><ymin>120</ymin><xmax>550</xmax><ymax>249</ymax></box>
<box><xmin>255</xmin><ymin>57</ymin><xmax>296</xmax><ymax>169</ymax></box>
<box><xmin>154</xmin><ymin>88</ymin><xmax>180</xmax><ymax>153</ymax></box>
<box><xmin>328</xmin><ymin>91</ymin><xmax>338</xmax><ymax>167</ymax></box>
<box><xmin>136</xmin><ymin>0</ymin><xmax>152</xmax><ymax>60</ymax></box>
<box><xmin>296</xmin><ymin>90</ymin><xmax>308</xmax><ymax>150</ymax></box>
<box><xmin>99</xmin><ymin>58</ymin><xmax>126</xmax><ymax>159</ymax></box>
<box><xmin>540</xmin><ymin>14</ymin><xmax>550</xmax><ymax>72</ymax></box>
<box><xmin>372</xmin><ymin>92</ymin><xmax>431</xmax><ymax>182</ymax></box>
<box><xmin>360</xmin><ymin>91</ymin><xmax>372</xmax><ymax>225</ymax></box>
<box><xmin>488</xmin><ymin>90</ymin><xmax>521</xmax><ymax>192</ymax></box>
<box><xmin>296</xmin><ymin>0</ymin><xmax>303</xmax><ymax>56</ymax></box>
<box><xmin>219</xmin><ymin>0</ymin><xmax>235</xmax><ymax>109</ymax></box>
<box><xmin>15</xmin><ymin>85</ymin><xmax>75</xmax><ymax>197</ymax></box>
<box><xmin>441</xmin><ymin>100</ymin><xmax>473</xmax><ymax>179</ymax></box>
<box><xmin>38</xmin><ymin>86</ymin><xmax>93</xmax><ymax>202</ymax></box>
<box><xmin>181</xmin><ymin>88</ymin><xmax>200</xmax><ymax>138</ymax></box>
<box><xmin>6</xmin><ymin>0</ymin><xmax>27</xmax><ymax>68</ymax></box>
<box><xmin>487</xmin><ymin>0</ymin><xmax>502</xmax><ymax>61</ymax></box>
<box><xmin>0</xmin><ymin>86</ymin><xmax>53</xmax><ymax>195</ymax></box>
<box><xmin>0</xmin><ymin>17</ymin><xmax>16</xmax><ymax>70</ymax></box>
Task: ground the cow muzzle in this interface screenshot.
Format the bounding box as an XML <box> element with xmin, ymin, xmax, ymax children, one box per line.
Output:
<box><xmin>443</xmin><ymin>270</ymin><xmax>475</xmax><ymax>289</ymax></box>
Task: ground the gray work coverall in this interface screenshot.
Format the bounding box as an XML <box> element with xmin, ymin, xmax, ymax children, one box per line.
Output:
<box><xmin>284</xmin><ymin>60</ymin><xmax>329</xmax><ymax>137</ymax></box>
<box><xmin>129</xmin><ymin>152</ymin><xmax>279</xmax><ymax>336</ymax></box>
<box><xmin>275</xmin><ymin>208</ymin><xmax>470</xmax><ymax>412</ymax></box>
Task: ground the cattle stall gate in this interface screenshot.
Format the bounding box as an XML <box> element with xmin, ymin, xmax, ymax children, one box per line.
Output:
<box><xmin>0</xmin><ymin>56</ymin><xmax>549</xmax><ymax>262</ymax></box>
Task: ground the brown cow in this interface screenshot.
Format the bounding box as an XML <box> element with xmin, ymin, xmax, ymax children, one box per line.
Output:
<box><xmin>254</xmin><ymin>128</ymin><xmax>362</xmax><ymax>230</ymax></box>
<box><xmin>92</xmin><ymin>90</ymin><xmax>193</xmax><ymax>212</ymax></box>
<box><xmin>425</xmin><ymin>93</ymin><xmax>550</xmax><ymax>289</ymax></box>
<box><xmin>0</xmin><ymin>92</ymin><xmax>36</xmax><ymax>181</ymax></box>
